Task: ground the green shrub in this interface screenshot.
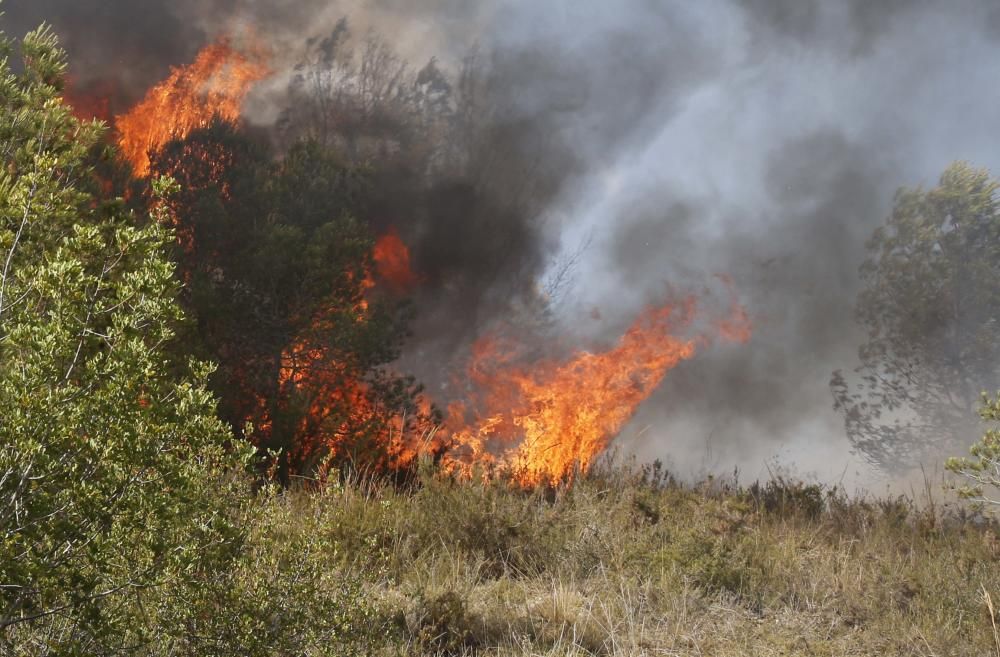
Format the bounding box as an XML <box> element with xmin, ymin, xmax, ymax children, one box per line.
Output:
<box><xmin>150</xmin><ymin>484</ymin><xmax>387</xmax><ymax>656</ymax></box>
<box><xmin>661</xmin><ymin>528</ymin><xmax>765</xmax><ymax>599</ymax></box>
<box><xmin>0</xmin><ymin>24</ymin><xmax>248</xmax><ymax>652</ymax></box>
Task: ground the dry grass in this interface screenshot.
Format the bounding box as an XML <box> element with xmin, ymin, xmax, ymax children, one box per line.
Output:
<box><xmin>11</xmin><ymin>455</ymin><xmax>995</xmax><ymax>656</ymax></box>
<box><xmin>273</xmin><ymin>459</ymin><xmax>1000</xmax><ymax>656</ymax></box>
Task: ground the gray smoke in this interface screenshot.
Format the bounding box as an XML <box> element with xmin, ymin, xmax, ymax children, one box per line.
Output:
<box><xmin>529</xmin><ymin>0</ymin><xmax>1000</xmax><ymax>486</ymax></box>
<box><xmin>9</xmin><ymin>0</ymin><xmax>1000</xmax><ymax>487</ymax></box>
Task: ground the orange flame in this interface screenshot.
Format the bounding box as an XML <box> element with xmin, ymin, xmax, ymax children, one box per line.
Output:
<box><xmin>438</xmin><ymin>299</ymin><xmax>706</xmax><ymax>486</ymax></box>
<box><xmin>275</xmin><ymin>337</ymin><xmax>379</xmax><ymax>467</ymax></box>
<box><xmin>254</xmin><ymin>262</ymin><xmax>752</xmax><ymax>486</ymax></box>
<box><xmin>268</xmin><ymin>314</ymin><xmax>427</xmax><ymax>473</ymax></box>
<box><xmin>374</xmin><ymin>229</ymin><xmax>418</xmax><ymax>292</ymax></box>
<box><xmin>258</xmin><ymin>233</ymin><xmax>421</xmax><ymax>471</ymax></box>
<box><xmin>116</xmin><ymin>38</ymin><xmax>270</xmax><ymax>177</ymax></box>
<box><xmin>62</xmin><ymin>77</ymin><xmax>117</xmax><ymax>122</ymax></box>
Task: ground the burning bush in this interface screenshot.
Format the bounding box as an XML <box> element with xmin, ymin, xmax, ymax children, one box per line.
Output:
<box><xmin>149</xmin><ymin>122</ymin><xmax>433</xmax><ymax>481</ymax></box>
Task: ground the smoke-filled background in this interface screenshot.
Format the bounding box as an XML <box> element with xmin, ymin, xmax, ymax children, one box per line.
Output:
<box><xmin>8</xmin><ymin>0</ymin><xmax>1000</xmax><ymax>488</ymax></box>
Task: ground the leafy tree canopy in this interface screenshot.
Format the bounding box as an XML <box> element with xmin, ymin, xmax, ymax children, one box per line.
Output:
<box><xmin>834</xmin><ymin>162</ymin><xmax>1000</xmax><ymax>471</ymax></box>
<box><xmin>0</xmin><ymin>22</ymin><xmax>247</xmax><ymax>650</ymax></box>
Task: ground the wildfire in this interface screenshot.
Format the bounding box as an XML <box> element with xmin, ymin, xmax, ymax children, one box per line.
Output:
<box><xmin>116</xmin><ymin>38</ymin><xmax>270</xmax><ymax>177</ymax></box>
<box><xmin>101</xmin><ymin>34</ymin><xmax>754</xmax><ymax>487</ymax></box>
<box><xmin>440</xmin><ymin>299</ymin><xmax>709</xmax><ymax>486</ymax></box>
<box><xmin>253</xmin><ymin>232</ymin><xmax>753</xmax><ymax>487</ymax></box>
<box><xmin>427</xmin><ymin>290</ymin><xmax>754</xmax><ymax>487</ymax></box>
<box><xmin>276</xmin><ymin>337</ymin><xmax>380</xmax><ymax>470</ymax></box>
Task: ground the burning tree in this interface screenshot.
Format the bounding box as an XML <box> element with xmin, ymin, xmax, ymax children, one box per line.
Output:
<box><xmin>149</xmin><ymin>122</ymin><xmax>432</xmax><ymax>480</ymax></box>
<box><xmin>80</xmin><ymin>32</ymin><xmax>435</xmax><ymax>481</ymax></box>
<box><xmin>116</xmin><ymin>37</ymin><xmax>270</xmax><ymax>178</ymax></box>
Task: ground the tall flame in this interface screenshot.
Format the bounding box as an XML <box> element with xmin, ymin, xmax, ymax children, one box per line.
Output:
<box><xmin>441</xmin><ymin>300</ymin><xmax>708</xmax><ymax>486</ymax></box>
<box><xmin>257</xmin><ymin>230</ymin><xmax>754</xmax><ymax>486</ymax></box>
<box><xmin>116</xmin><ymin>38</ymin><xmax>270</xmax><ymax>177</ymax></box>
<box><xmin>436</xmin><ymin>294</ymin><xmax>752</xmax><ymax>486</ymax></box>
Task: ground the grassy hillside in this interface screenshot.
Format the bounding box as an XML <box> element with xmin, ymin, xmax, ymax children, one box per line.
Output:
<box><xmin>250</xmin><ymin>461</ymin><xmax>998</xmax><ymax>657</ymax></box>
<box><xmin>11</xmin><ymin>458</ymin><xmax>997</xmax><ymax>655</ymax></box>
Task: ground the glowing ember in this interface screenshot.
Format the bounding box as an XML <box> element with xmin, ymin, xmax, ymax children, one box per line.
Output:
<box><xmin>116</xmin><ymin>38</ymin><xmax>270</xmax><ymax>177</ymax></box>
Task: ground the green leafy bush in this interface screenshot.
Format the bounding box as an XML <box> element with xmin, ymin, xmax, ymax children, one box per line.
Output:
<box><xmin>0</xmin><ymin>24</ymin><xmax>247</xmax><ymax>651</ymax></box>
<box><xmin>149</xmin><ymin>484</ymin><xmax>386</xmax><ymax>657</ymax></box>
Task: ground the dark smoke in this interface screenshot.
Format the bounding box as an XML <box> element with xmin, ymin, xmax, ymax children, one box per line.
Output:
<box><xmin>10</xmin><ymin>0</ymin><xmax>1000</xmax><ymax>486</ymax></box>
<box><xmin>4</xmin><ymin>1</ymin><xmax>206</xmax><ymax>112</ymax></box>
